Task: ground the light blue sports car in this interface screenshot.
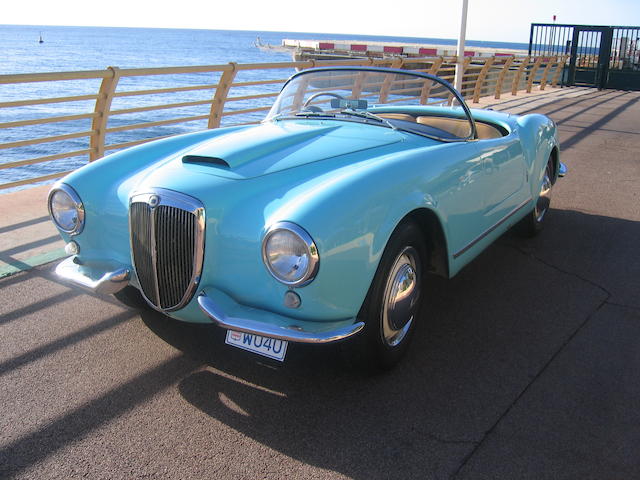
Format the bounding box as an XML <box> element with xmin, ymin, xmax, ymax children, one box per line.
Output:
<box><xmin>48</xmin><ymin>67</ymin><xmax>565</xmax><ymax>368</ymax></box>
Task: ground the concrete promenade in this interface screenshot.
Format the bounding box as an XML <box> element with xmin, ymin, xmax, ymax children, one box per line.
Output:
<box><xmin>0</xmin><ymin>185</ymin><xmax>64</xmax><ymax>278</ymax></box>
<box><xmin>0</xmin><ymin>85</ymin><xmax>639</xmax><ymax>479</ymax></box>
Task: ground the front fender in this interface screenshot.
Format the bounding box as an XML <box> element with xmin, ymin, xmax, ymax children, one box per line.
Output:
<box><xmin>52</xmin><ymin>126</ymin><xmax>249</xmax><ymax>265</ymax></box>
<box><xmin>258</xmin><ymin>146</ymin><xmax>451</xmax><ymax>322</ymax></box>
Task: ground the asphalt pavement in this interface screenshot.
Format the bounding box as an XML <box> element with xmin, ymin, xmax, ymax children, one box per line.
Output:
<box><xmin>1</xmin><ymin>86</ymin><xmax>639</xmax><ymax>479</ymax></box>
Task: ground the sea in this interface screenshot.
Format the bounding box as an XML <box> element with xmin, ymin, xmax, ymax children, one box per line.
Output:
<box><xmin>0</xmin><ymin>25</ymin><xmax>529</xmax><ymax>191</ymax></box>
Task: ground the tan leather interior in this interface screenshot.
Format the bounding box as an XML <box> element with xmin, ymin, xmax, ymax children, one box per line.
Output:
<box><xmin>377</xmin><ymin>113</ymin><xmax>417</xmax><ymax>123</ymax></box>
<box><xmin>378</xmin><ymin>113</ymin><xmax>504</xmax><ymax>140</ymax></box>
<box><xmin>417</xmin><ymin>116</ymin><xmax>503</xmax><ymax>139</ymax></box>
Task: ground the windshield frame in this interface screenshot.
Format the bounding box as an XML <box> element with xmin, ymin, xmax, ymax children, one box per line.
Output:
<box><xmin>266</xmin><ymin>66</ymin><xmax>478</xmax><ymax>142</ymax></box>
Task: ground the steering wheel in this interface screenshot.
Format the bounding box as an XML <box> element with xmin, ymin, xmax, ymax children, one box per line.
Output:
<box><xmin>302</xmin><ymin>92</ymin><xmax>346</xmax><ymax>111</ymax></box>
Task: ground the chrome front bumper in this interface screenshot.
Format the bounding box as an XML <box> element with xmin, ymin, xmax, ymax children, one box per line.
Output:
<box><xmin>197</xmin><ymin>292</ymin><xmax>364</xmax><ymax>344</ymax></box>
<box><xmin>55</xmin><ymin>256</ymin><xmax>130</xmax><ymax>295</ymax></box>
<box><xmin>54</xmin><ymin>256</ymin><xmax>364</xmax><ymax>344</ymax></box>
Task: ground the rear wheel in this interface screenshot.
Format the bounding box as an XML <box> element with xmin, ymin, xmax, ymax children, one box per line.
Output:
<box><xmin>516</xmin><ymin>154</ymin><xmax>554</xmax><ymax>237</ymax></box>
<box><xmin>349</xmin><ymin>220</ymin><xmax>427</xmax><ymax>370</ymax></box>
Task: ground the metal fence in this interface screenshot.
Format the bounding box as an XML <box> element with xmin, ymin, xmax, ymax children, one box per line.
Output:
<box><xmin>611</xmin><ymin>27</ymin><xmax>640</xmax><ymax>71</ymax></box>
<box><xmin>530</xmin><ymin>23</ymin><xmax>640</xmax><ymax>90</ymax></box>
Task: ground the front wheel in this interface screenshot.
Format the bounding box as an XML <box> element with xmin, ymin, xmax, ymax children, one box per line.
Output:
<box><xmin>348</xmin><ymin>220</ymin><xmax>427</xmax><ymax>370</ymax></box>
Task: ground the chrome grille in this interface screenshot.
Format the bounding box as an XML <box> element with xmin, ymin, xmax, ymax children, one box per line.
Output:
<box><xmin>130</xmin><ymin>190</ymin><xmax>205</xmax><ymax>311</ymax></box>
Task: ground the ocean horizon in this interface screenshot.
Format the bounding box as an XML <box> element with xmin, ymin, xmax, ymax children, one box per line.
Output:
<box><xmin>1</xmin><ymin>24</ymin><xmax>530</xmax><ymax>73</ymax></box>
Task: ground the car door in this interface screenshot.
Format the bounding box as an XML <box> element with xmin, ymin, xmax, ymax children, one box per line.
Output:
<box><xmin>476</xmin><ymin>136</ymin><xmax>528</xmax><ymax>227</ymax></box>
<box><xmin>431</xmin><ymin>142</ymin><xmax>495</xmax><ymax>261</ymax></box>
<box><xmin>434</xmin><ymin>136</ymin><xmax>528</xmax><ymax>275</ymax></box>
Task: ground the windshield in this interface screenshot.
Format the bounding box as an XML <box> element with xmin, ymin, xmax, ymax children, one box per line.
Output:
<box><xmin>266</xmin><ymin>67</ymin><xmax>476</xmax><ymax>141</ymax></box>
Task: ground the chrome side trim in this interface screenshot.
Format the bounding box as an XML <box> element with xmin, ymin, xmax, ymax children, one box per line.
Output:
<box><xmin>197</xmin><ymin>292</ymin><xmax>364</xmax><ymax>344</ymax></box>
<box><xmin>453</xmin><ymin>198</ymin><xmax>532</xmax><ymax>259</ymax></box>
<box><xmin>55</xmin><ymin>256</ymin><xmax>130</xmax><ymax>295</ymax></box>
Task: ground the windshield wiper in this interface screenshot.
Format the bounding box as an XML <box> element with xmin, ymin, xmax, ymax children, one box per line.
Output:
<box><xmin>270</xmin><ymin>110</ymin><xmax>395</xmax><ymax>127</ymax></box>
<box><xmin>339</xmin><ymin>109</ymin><xmax>397</xmax><ymax>130</ymax></box>
<box><xmin>295</xmin><ymin>111</ymin><xmax>336</xmax><ymax>118</ymax></box>
<box><xmin>268</xmin><ymin>111</ymin><xmax>336</xmax><ymax>122</ymax></box>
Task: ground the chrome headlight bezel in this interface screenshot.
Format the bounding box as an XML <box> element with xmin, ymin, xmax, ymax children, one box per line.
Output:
<box><xmin>261</xmin><ymin>222</ymin><xmax>319</xmax><ymax>287</ymax></box>
<box><xmin>47</xmin><ymin>183</ymin><xmax>85</xmax><ymax>235</ymax></box>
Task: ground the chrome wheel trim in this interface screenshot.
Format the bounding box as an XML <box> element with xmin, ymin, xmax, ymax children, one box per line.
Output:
<box><xmin>535</xmin><ymin>159</ymin><xmax>553</xmax><ymax>223</ymax></box>
<box><xmin>380</xmin><ymin>246</ymin><xmax>420</xmax><ymax>347</ymax></box>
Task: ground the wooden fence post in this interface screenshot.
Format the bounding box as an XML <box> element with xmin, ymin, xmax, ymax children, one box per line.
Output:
<box><xmin>419</xmin><ymin>57</ymin><xmax>444</xmax><ymax>104</ymax></box>
<box><xmin>459</xmin><ymin>56</ymin><xmax>473</xmax><ymax>97</ymax></box>
<box><xmin>512</xmin><ymin>56</ymin><xmax>530</xmax><ymax>95</ymax></box>
<box><xmin>208</xmin><ymin>62</ymin><xmax>238</xmax><ymax>129</ymax></box>
<box><xmin>550</xmin><ymin>55</ymin><xmax>569</xmax><ymax>87</ymax></box>
<box><xmin>379</xmin><ymin>58</ymin><xmax>404</xmax><ymax>103</ymax></box>
<box><xmin>90</xmin><ymin>66</ymin><xmax>120</xmax><ymax>161</ymax></box>
<box><xmin>450</xmin><ymin>56</ymin><xmax>472</xmax><ymax>103</ymax></box>
<box><xmin>352</xmin><ymin>71</ymin><xmax>366</xmax><ymax>99</ymax></box>
<box><xmin>428</xmin><ymin>57</ymin><xmax>445</xmax><ymax>76</ymax></box>
<box><xmin>494</xmin><ymin>56</ymin><xmax>514</xmax><ymax>99</ymax></box>
<box><xmin>472</xmin><ymin>57</ymin><xmax>495</xmax><ymax>103</ymax></box>
<box><xmin>539</xmin><ymin>56</ymin><xmax>558</xmax><ymax>90</ymax></box>
<box><xmin>526</xmin><ymin>56</ymin><xmax>545</xmax><ymax>93</ymax></box>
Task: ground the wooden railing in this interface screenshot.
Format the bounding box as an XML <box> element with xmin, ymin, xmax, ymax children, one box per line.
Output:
<box><xmin>0</xmin><ymin>55</ymin><xmax>567</xmax><ymax>191</ymax></box>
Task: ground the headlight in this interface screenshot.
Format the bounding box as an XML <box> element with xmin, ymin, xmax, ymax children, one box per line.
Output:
<box><xmin>48</xmin><ymin>184</ymin><xmax>85</xmax><ymax>235</ymax></box>
<box><xmin>262</xmin><ymin>222</ymin><xmax>319</xmax><ymax>287</ymax></box>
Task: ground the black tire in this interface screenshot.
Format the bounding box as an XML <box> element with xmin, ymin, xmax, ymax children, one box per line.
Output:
<box><xmin>347</xmin><ymin>220</ymin><xmax>427</xmax><ymax>371</ymax></box>
<box><xmin>113</xmin><ymin>286</ymin><xmax>150</xmax><ymax>310</ymax></box>
<box><xmin>516</xmin><ymin>154</ymin><xmax>554</xmax><ymax>238</ymax></box>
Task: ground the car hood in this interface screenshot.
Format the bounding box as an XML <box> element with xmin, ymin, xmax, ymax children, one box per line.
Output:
<box><xmin>172</xmin><ymin>120</ymin><xmax>405</xmax><ymax>180</ymax></box>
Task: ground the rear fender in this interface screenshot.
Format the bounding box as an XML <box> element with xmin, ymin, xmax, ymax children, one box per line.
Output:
<box><xmin>516</xmin><ymin>114</ymin><xmax>559</xmax><ymax>199</ymax></box>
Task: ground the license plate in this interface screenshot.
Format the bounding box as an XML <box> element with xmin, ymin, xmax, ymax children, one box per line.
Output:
<box><xmin>225</xmin><ymin>330</ymin><xmax>288</xmax><ymax>362</ymax></box>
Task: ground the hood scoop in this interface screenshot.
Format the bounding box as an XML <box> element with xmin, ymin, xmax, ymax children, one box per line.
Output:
<box><xmin>182</xmin><ymin>155</ymin><xmax>230</xmax><ymax>168</ymax></box>
<box><xmin>175</xmin><ymin>121</ymin><xmax>404</xmax><ymax>179</ymax></box>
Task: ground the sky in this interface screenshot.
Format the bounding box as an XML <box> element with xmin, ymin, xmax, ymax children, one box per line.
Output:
<box><xmin>3</xmin><ymin>0</ymin><xmax>640</xmax><ymax>44</ymax></box>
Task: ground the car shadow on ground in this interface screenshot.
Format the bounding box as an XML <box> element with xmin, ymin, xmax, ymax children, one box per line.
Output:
<box><xmin>139</xmin><ymin>208</ymin><xmax>636</xmax><ymax>479</ymax></box>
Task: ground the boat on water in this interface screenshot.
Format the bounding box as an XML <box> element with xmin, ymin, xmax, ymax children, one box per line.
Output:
<box><xmin>38</xmin><ymin>33</ymin><xmax>44</xmax><ymax>44</ymax></box>
<box><xmin>254</xmin><ymin>36</ymin><xmax>289</xmax><ymax>53</ymax></box>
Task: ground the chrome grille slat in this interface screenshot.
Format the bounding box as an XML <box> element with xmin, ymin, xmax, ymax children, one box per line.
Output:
<box><xmin>131</xmin><ymin>202</ymin><xmax>158</xmax><ymax>305</ymax></box>
<box><xmin>129</xmin><ymin>190</ymin><xmax>205</xmax><ymax>312</ymax></box>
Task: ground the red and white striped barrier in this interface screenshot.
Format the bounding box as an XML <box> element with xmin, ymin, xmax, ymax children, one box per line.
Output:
<box><xmin>282</xmin><ymin>39</ymin><xmax>526</xmax><ymax>58</ymax></box>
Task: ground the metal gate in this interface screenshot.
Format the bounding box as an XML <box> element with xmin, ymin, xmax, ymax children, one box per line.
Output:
<box><xmin>530</xmin><ymin>23</ymin><xmax>640</xmax><ymax>90</ymax></box>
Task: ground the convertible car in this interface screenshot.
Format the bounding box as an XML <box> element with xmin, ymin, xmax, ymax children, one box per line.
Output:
<box><xmin>48</xmin><ymin>67</ymin><xmax>565</xmax><ymax>368</ymax></box>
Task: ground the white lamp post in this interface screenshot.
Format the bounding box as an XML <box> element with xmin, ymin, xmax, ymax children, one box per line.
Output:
<box><xmin>454</xmin><ymin>0</ymin><xmax>469</xmax><ymax>93</ymax></box>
